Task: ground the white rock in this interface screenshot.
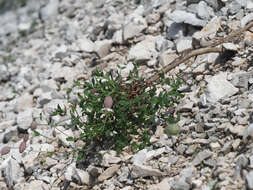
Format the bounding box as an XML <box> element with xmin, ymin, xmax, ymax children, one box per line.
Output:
<box><xmin>95</xmin><ymin>40</ymin><xmax>112</xmax><ymax>58</ymax></box>
<box><xmin>176</xmin><ymin>37</ymin><xmax>192</xmax><ymax>53</ymax></box>
<box><xmin>37</xmin><ymin>92</ymin><xmax>52</xmax><ymax>106</ymax></box>
<box><xmin>55</xmin><ymin>126</ymin><xmax>74</xmax><ymax>147</ymax></box>
<box><xmin>17</xmin><ymin>108</ymin><xmax>33</xmax><ymax>130</ymax></box>
<box><xmin>169</xmin><ymin>10</ymin><xmax>206</xmax><ymax>27</ymax></box>
<box><xmin>123</xmin><ymin>17</ymin><xmax>147</xmax><ymax>40</ymax></box>
<box><xmin>76</xmin><ymin>38</ymin><xmax>95</xmax><ymax>52</ymax></box>
<box><xmin>241</xmin><ymin>13</ymin><xmax>253</xmax><ymax>27</ymax></box>
<box><xmin>76</xmin><ymin>169</ymin><xmax>90</xmax><ymax>185</ymax></box>
<box><xmin>15</xmin><ymin>93</ymin><xmax>33</xmax><ymax>112</ymax></box>
<box><xmin>210</xmin><ymin>142</ymin><xmax>221</xmax><ymax>150</ymax></box>
<box><xmin>39</xmin><ymin>0</ymin><xmax>59</xmax><ymax>21</ymax></box>
<box><xmin>206</xmin><ymin>72</ymin><xmax>238</xmax><ymax>102</ymax></box>
<box><xmin>128</xmin><ymin>36</ymin><xmax>157</xmax><ymax>61</ymax></box>
<box><xmin>222</xmin><ymin>43</ymin><xmax>238</xmax><ymax>51</ymax></box>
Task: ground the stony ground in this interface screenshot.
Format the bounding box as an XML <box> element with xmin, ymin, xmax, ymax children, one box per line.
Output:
<box><xmin>1</xmin><ymin>0</ymin><xmax>253</xmax><ymax>189</ymax></box>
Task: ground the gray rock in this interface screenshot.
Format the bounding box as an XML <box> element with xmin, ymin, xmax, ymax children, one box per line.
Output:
<box><xmin>172</xmin><ymin>178</ymin><xmax>191</xmax><ymax>190</ymax></box>
<box><xmin>3</xmin><ymin>127</ymin><xmax>17</xmax><ymax>143</ymax></box>
<box><xmin>169</xmin><ymin>10</ymin><xmax>207</xmax><ymax>27</ymax></box>
<box><xmin>117</xmin><ymin>166</ymin><xmax>130</xmax><ymax>183</ymax></box>
<box><xmin>75</xmin><ymin>168</ymin><xmax>91</xmax><ymax>185</ymax></box>
<box><xmin>149</xmin><ymin>177</ymin><xmax>172</xmax><ymax>190</ymax></box>
<box><xmin>1</xmin><ymin>157</ymin><xmax>24</xmax><ymax>188</ymax></box>
<box><xmin>233</xmin><ymin>154</ymin><xmax>248</xmax><ymax>180</ymax></box>
<box><xmin>206</xmin><ymin>72</ymin><xmax>238</xmax><ymax>102</ymax></box>
<box><xmin>101</xmin><ymin>151</ymin><xmax>121</xmax><ymax>166</ymax></box>
<box><xmin>228</xmin><ymin>1</ymin><xmax>242</xmax><ymax>15</ymax></box>
<box><xmin>246</xmin><ymin>171</ymin><xmax>253</xmax><ymax>189</ymax></box>
<box><xmin>229</xmin><ymin>124</ymin><xmax>246</xmax><ymax>137</ymax></box>
<box><xmin>37</xmin><ymin>92</ymin><xmax>52</xmax><ymax>106</ymax></box>
<box><xmin>128</xmin><ymin>36</ymin><xmax>157</xmax><ymax>61</ymax></box>
<box><xmin>221</xmin><ymin>141</ymin><xmax>232</xmax><ymax>154</ymax></box>
<box><xmin>243</xmin><ymin>123</ymin><xmax>253</xmax><ymax>141</ymax></box>
<box><xmin>197</xmin><ymin>1</ymin><xmax>212</xmax><ymax>20</ymax></box>
<box><xmin>17</xmin><ymin>108</ymin><xmax>33</xmax><ymax>130</ymax></box>
<box><xmin>76</xmin><ymin>38</ymin><xmax>95</xmax><ymax>52</ymax></box>
<box><xmin>192</xmin><ymin>150</ymin><xmax>213</xmax><ymax>166</ymax></box>
<box><xmin>95</xmin><ymin>40</ymin><xmax>112</xmax><ymax>58</ymax></box>
<box><xmin>123</xmin><ymin>18</ymin><xmax>147</xmax><ymax>40</ymax></box>
<box><xmin>131</xmin><ymin>163</ymin><xmax>164</xmax><ymax>178</ymax></box>
<box><xmin>39</xmin><ymin>0</ymin><xmax>59</xmax><ymax>21</ymax></box>
<box><xmin>166</xmin><ymin>22</ymin><xmax>185</xmax><ymax>40</ymax></box>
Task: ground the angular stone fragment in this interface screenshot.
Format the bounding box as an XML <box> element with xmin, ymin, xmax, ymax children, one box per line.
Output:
<box><xmin>206</xmin><ymin>72</ymin><xmax>238</xmax><ymax>102</ymax></box>
<box><xmin>131</xmin><ymin>163</ymin><xmax>164</xmax><ymax>178</ymax></box>
<box><xmin>98</xmin><ymin>164</ymin><xmax>120</xmax><ymax>182</ymax></box>
<box><xmin>192</xmin><ymin>150</ymin><xmax>213</xmax><ymax>166</ymax></box>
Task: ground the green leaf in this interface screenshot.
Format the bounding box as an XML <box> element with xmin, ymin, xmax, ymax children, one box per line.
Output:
<box><xmin>34</xmin><ymin>130</ymin><xmax>40</xmax><ymax>136</ymax></box>
<box><xmin>66</xmin><ymin>137</ymin><xmax>74</xmax><ymax>141</ymax></box>
<box><xmin>77</xmin><ymin>151</ymin><xmax>83</xmax><ymax>161</ymax></box>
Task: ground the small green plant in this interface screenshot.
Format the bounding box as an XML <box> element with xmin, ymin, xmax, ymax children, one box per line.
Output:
<box><xmin>52</xmin><ymin>64</ymin><xmax>184</xmax><ymax>160</ymax></box>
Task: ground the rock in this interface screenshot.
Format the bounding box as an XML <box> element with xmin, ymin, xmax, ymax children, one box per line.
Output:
<box><xmin>241</xmin><ymin>13</ymin><xmax>253</xmax><ymax>27</ymax></box>
<box><xmin>3</xmin><ymin>127</ymin><xmax>17</xmax><ymax>143</ymax></box>
<box><xmin>76</xmin><ymin>38</ymin><xmax>95</xmax><ymax>52</ymax></box>
<box><xmin>149</xmin><ymin>177</ymin><xmax>171</xmax><ymax>190</ymax></box>
<box><xmin>221</xmin><ymin>141</ymin><xmax>232</xmax><ymax>154</ymax></box>
<box><xmin>210</xmin><ymin>142</ymin><xmax>221</xmax><ymax>151</ymax></box>
<box><xmin>123</xmin><ymin>19</ymin><xmax>147</xmax><ymax>41</ymax></box>
<box><xmin>98</xmin><ymin>164</ymin><xmax>120</xmax><ymax>182</ymax></box>
<box><xmin>1</xmin><ymin>157</ymin><xmax>24</xmax><ymax>188</ymax></box>
<box><xmin>17</xmin><ymin>108</ymin><xmax>33</xmax><ymax>130</ymax></box>
<box><xmin>206</xmin><ymin>72</ymin><xmax>239</xmax><ymax>102</ymax></box>
<box><xmin>95</xmin><ymin>40</ymin><xmax>112</xmax><ymax>58</ymax></box>
<box><xmin>0</xmin><ymin>120</ymin><xmax>16</xmax><ymax>131</ymax></box>
<box><xmin>169</xmin><ymin>10</ymin><xmax>207</xmax><ymax>27</ymax></box>
<box><xmin>131</xmin><ymin>163</ymin><xmax>164</xmax><ymax>178</ymax></box>
<box><xmin>166</xmin><ymin>22</ymin><xmax>185</xmax><ymax>40</ymax></box>
<box><xmin>197</xmin><ymin>1</ymin><xmax>212</xmax><ymax>20</ymax></box>
<box><xmin>128</xmin><ymin>36</ymin><xmax>157</xmax><ymax>61</ymax></box>
<box><xmin>23</xmin><ymin>180</ymin><xmax>49</xmax><ymax>190</ymax></box>
<box><xmin>55</xmin><ymin>126</ymin><xmax>74</xmax><ymax>147</ymax></box>
<box><xmin>172</xmin><ymin>178</ymin><xmax>191</xmax><ymax>190</ymax></box>
<box><xmin>146</xmin><ymin>13</ymin><xmax>161</xmax><ymax>24</ymax></box>
<box><xmin>131</xmin><ymin>148</ymin><xmax>149</xmax><ymax>165</ymax></box>
<box><xmin>243</xmin><ymin>123</ymin><xmax>253</xmax><ymax>141</ymax></box>
<box><xmin>45</xmin><ymin>157</ymin><xmax>58</xmax><ymax>168</ymax></box>
<box><xmin>192</xmin><ymin>150</ymin><xmax>213</xmax><ymax>166</ymax></box>
<box><xmin>222</xmin><ymin>43</ymin><xmax>238</xmax><ymax>51</ymax></box>
<box><xmin>15</xmin><ymin>93</ymin><xmax>33</xmax><ymax>112</ymax></box>
<box><xmin>101</xmin><ymin>151</ymin><xmax>121</xmax><ymax>166</ymax></box>
<box><xmin>39</xmin><ymin>0</ymin><xmax>59</xmax><ymax>21</ymax></box>
<box><xmin>192</xmin><ymin>17</ymin><xmax>221</xmax><ymax>48</ymax></box>
<box><xmin>229</xmin><ymin>124</ymin><xmax>246</xmax><ymax>137</ymax></box>
<box><xmin>37</xmin><ymin>92</ymin><xmax>52</xmax><ymax>106</ymax></box>
<box><xmin>75</xmin><ymin>169</ymin><xmax>91</xmax><ymax>185</ymax></box>
<box><xmin>176</xmin><ymin>37</ymin><xmax>192</xmax><ymax>53</ymax></box>
<box><xmin>246</xmin><ymin>171</ymin><xmax>253</xmax><ymax>190</ymax></box>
